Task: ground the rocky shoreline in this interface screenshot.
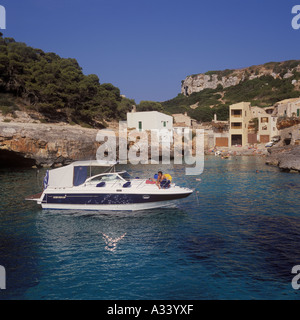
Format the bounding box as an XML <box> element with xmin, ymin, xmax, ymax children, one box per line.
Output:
<box><xmin>0</xmin><ymin>121</ymin><xmax>181</xmax><ymax>167</ymax></box>
<box><xmin>265</xmin><ymin>145</ymin><xmax>300</xmax><ymax>172</ymax></box>
<box><xmin>1</xmin><ymin>120</ymin><xmax>299</xmax><ymax>172</ymax></box>
<box><xmin>0</xmin><ymin>122</ymin><xmax>101</xmax><ymax>167</ymax></box>
<box><xmin>265</xmin><ymin>123</ymin><xmax>300</xmax><ymax>173</ymax></box>
<box><xmin>205</xmin><ymin>146</ymin><xmax>268</xmax><ymax>156</ymax></box>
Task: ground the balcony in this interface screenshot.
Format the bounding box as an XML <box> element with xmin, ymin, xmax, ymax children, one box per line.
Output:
<box><xmin>231</xmin><ymin>122</ymin><xmax>243</xmax><ymax>130</ymax></box>
<box><xmin>231</xmin><ymin>114</ymin><xmax>242</xmax><ymax>118</ymax></box>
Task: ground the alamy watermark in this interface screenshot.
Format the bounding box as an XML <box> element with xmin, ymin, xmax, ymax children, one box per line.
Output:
<box><xmin>291</xmin><ymin>265</ymin><xmax>300</xmax><ymax>290</ymax></box>
<box><xmin>0</xmin><ymin>5</ymin><xmax>6</xmax><ymax>29</ymax></box>
<box><xmin>292</xmin><ymin>5</ymin><xmax>300</xmax><ymax>30</ymax></box>
<box><xmin>95</xmin><ymin>122</ymin><xmax>204</xmax><ymax>176</ymax></box>
<box><xmin>0</xmin><ymin>265</ymin><xmax>6</xmax><ymax>290</ymax></box>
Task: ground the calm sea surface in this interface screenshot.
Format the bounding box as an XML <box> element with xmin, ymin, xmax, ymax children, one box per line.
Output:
<box><xmin>0</xmin><ymin>156</ymin><xmax>300</xmax><ymax>300</ymax></box>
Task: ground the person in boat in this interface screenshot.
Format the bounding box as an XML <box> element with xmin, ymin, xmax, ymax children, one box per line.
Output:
<box><xmin>147</xmin><ymin>171</ymin><xmax>172</xmax><ymax>188</ymax></box>
<box><xmin>149</xmin><ymin>171</ymin><xmax>164</xmax><ymax>182</ymax></box>
<box><xmin>156</xmin><ymin>171</ymin><xmax>173</xmax><ymax>189</ymax></box>
<box><xmin>156</xmin><ymin>171</ymin><xmax>164</xmax><ymax>187</ymax></box>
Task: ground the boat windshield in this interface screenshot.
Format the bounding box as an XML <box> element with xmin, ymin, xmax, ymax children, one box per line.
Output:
<box><xmin>89</xmin><ymin>173</ymin><xmax>121</xmax><ymax>183</ymax></box>
<box><xmin>118</xmin><ymin>171</ymin><xmax>131</xmax><ymax>181</ymax></box>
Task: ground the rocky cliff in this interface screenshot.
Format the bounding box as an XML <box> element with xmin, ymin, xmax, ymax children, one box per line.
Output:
<box><xmin>0</xmin><ymin>122</ymin><xmax>101</xmax><ymax>167</ymax></box>
<box><xmin>181</xmin><ymin>61</ymin><xmax>300</xmax><ymax>96</ymax></box>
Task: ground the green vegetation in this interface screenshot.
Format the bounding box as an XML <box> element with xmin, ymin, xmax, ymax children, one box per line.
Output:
<box><xmin>161</xmin><ymin>88</ymin><xmax>229</xmax><ymax>122</ymax></box>
<box><xmin>137</xmin><ymin>101</ymin><xmax>164</xmax><ymax>112</ymax></box>
<box><xmin>0</xmin><ymin>93</ymin><xmax>19</xmax><ymax>115</ymax></box>
<box><xmin>188</xmin><ymin>104</ymin><xmax>229</xmax><ymax>123</ymax></box>
<box><xmin>223</xmin><ymin>75</ymin><xmax>299</xmax><ymax>107</ymax></box>
<box><xmin>159</xmin><ymin>94</ymin><xmax>189</xmax><ymax>114</ymax></box>
<box><xmin>263</xmin><ymin>60</ymin><xmax>300</xmax><ymax>75</ymax></box>
<box><xmin>0</xmin><ymin>34</ymin><xmax>134</xmax><ymax>127</ymax></box>
<box><xmin>204</xmin><ymin>69</ymin><xmax>234</xmax><ymax>81</ymax></box>
<box><xmin>190</xmin><ymin>69</ymin><xmax>234</xmax><ymax>81</ymax></box>
<box><xmin>249</xmin><ymin>117</ymin><xmax>259</xmax><ymax>133</ymax></box>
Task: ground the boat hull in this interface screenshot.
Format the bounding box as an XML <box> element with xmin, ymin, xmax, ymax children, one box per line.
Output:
<box><xmin>39</xmin><ymin>190</ymin><xmax>193</xmax><ymax>211</ymax></box>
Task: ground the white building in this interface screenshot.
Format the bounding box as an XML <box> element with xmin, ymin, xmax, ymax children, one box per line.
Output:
<box><xmin>127</xmin><ymin>111</ymin><xmax>173</xmax><ymax>131</ymax></box>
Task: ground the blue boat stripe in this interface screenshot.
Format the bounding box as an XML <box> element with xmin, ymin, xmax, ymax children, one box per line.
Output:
<box><xmin>43</xmin><ymin>193</ymin><xmax>190</xmax><ymax>205</ymax></box>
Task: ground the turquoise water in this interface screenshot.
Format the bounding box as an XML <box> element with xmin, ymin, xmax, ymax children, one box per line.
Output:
<box><xmin>0</xmin><ymin>156</ymin><xmax>300</xmax><ymax>300</ymax></box>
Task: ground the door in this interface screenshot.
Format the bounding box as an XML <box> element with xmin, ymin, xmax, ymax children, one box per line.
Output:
<box><xmin>260</xmin><ymin>135</ymin><xmax>270</xmax><ymax>143</ymax></box>
<box><xmin>231</xmin><ymin>134</ymin><xmax>242</xmax><ymax>146</ymax></box>
<box><xmin>215</xmin><ymin>137</ymin><xmax>228</xmax><ymax>147</ymax></box>
<box><xmin>248</xmin><ymin>133</ymin><xmax>257</xmax><ymax>144</ymax></box>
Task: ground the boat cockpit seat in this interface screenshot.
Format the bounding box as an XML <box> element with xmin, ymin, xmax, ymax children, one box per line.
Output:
<box><xmin>160</xmin><ymin>179</ymin><xmax>171</xmax><ymax>189</ymax></box>
<box><xmin>96</xmin><ymin>182</ymin><xmax>106</xmax><ymax>187</ymax></box>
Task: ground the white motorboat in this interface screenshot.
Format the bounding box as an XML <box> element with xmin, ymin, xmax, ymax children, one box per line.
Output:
<box><xmin>26</xmin><ymin>161</ymin><xmax>193</xmax><ymax>211</ymax></box>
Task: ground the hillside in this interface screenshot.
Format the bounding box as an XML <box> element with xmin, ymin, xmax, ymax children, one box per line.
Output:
<box><xmin>1</xmin><ymin>34</ymin><xmax>300</xmax><ymax>126</ymax></box>
<box><xmin>0</xmin><ymin>34</ymin><xmax>135</xmax><ymax>127</ymax></box>
<box><xmin>162</xmin><ymin>60</ymin><xmax>300</xmax><ymax>122</ymax></box>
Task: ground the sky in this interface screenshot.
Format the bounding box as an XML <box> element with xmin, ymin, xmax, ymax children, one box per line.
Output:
<box><xmin>1</xmin><ymin>0</ymin><xmax>300</xmax><ymax>103</ymax></box>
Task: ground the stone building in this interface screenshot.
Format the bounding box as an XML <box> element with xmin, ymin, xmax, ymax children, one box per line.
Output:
<box><xmin>229</xmin><ymin>102</ymin><xmax>252</xmax><ymax>146</ymax></box>
<box><xmin>274</xmin><ymin>98</ymin><xmax>300</xmax><ymax>118</ymax></box>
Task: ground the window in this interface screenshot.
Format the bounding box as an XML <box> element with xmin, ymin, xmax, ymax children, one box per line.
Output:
<box><xmin>231</xmin><ymin>110</ymin><xmax>242</xmax><ymax>117</ymax></box>
<box><xmin>90</xmin><ymin>174</ymin><xmax>120</xmax><ymax>183</ymax></box>
<box><xmin>297</xmin><ymin>109</ymin><xmax>300</xmax><ymax>117</ymax></box>
<box><xmin>118</xmin><ymin>171</ymin><xmax>132</xmax><ymax>181</ymax></box>
<box><xmin>261</xmin><ymin>117</ymin><xmax>269</xmax><ymax>123</ymax></box>
<box><xmin>138</xmin><ymin>121</ymin><xmax>142</xmax><ymax>131</ymax></box>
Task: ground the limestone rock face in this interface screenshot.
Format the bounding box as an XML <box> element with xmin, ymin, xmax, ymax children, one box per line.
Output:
<box><xmin>0</xmin><ymin>122</ymin><xmax>101</xmax><ymax>167</ymax></box>
<box><xmin>181</xmin><ymin>63</ymin><xmax>300</xmax><ymax>96</ymax></box>
<box><xmin>181</xmin><ymin>73</ymin><xmax>248</xmax><ymax>95</ymax></box>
